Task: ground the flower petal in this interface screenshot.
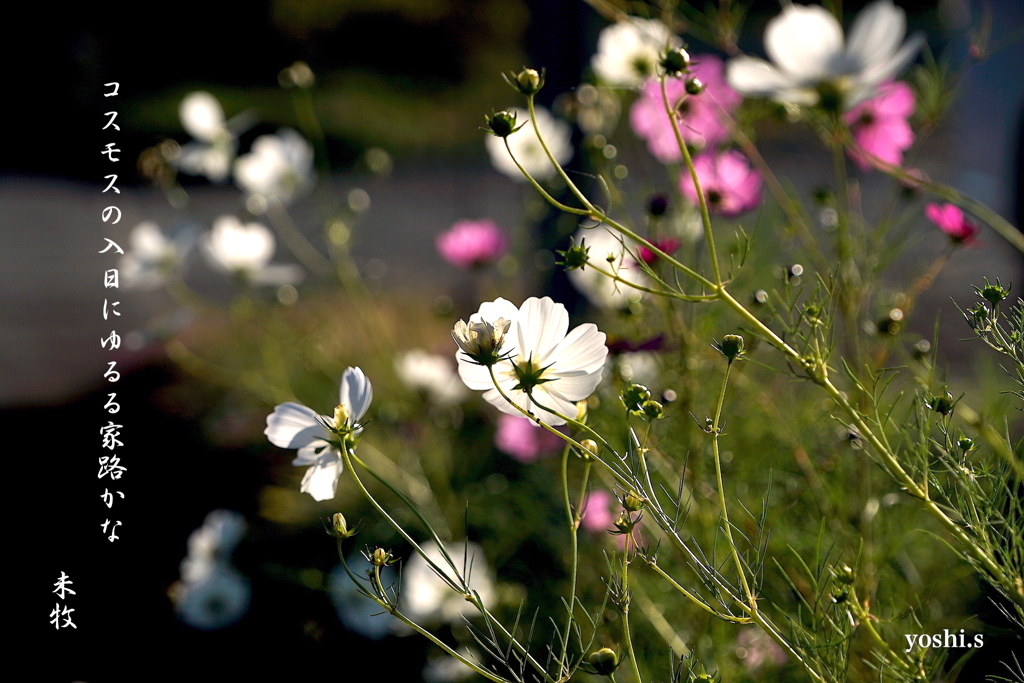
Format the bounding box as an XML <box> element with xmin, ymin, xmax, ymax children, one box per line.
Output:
<box><xmin>853</xmin><ymin>32</ymin><xmax>924</xmax><ymax>100</ymax></box>
<box><xmin>549</xmin><ymin>324</ymin><xmax>608</xmax><ymax>375</ymax></box>
<box><xmin>292</xmin><ymin>440</ymin><xmax>333</xmax><ymax>466</ymax></box>
<box><xmin>845</xmin><ymin>0</ymin><xmax>905</xmax><ymax>72</ymax></box>
<box><xmin>764</xmin><ymin>4</ymin><xmax>844</xmax><ymax>83</ymax></box>
<box><xmin>726</xmin><ymin>57</ymin><xmax>798</xmax><ymax>98</ymax></box>
<box><xmin>518</xmin><ymin>297</ymin><xmax>569</xmax><ymax>362</ymax></box>
<box><xmin>300</xmin><ymin>452</ymin><xmax>344</xmax><ymax>501</ymax></box>
<box><xmin>339</xmin><ymin>367</ymin><xmax>373</xmax><ymax>421</ymax></box>
<box><xmin>265</xmin><ymin>402</ymin><xmax>330</xmax><ymax>448</ymax></box>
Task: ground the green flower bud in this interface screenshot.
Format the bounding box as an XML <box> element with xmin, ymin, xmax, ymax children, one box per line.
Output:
<box><xmin>556</xmin><ymin>237</ymin><xmax>590</xmax><ymax>271</ymax></box>
<box><xmin>715</xmin><ymin>334</ymin><xmax>745</xmax><ymax>363</ymax></box>
<box><xmin>505</xmin><ymin>67</ymin><xmax>545</xmax><ymax>96</ymax></box>
<box><xmin>330</xmin><ymin>512</ymin><xmax>356</xmax><ymax>538</ymax></box>
<box><xmin>485</xmin><ymin>110</ymin><xmax>521</xmax><ymax>138</ymax></box>
<box><xmin>685</xmin><ymin>77</ymin><xmax>705</xmax><ymax>95</ymax></box>
<box><xmin>833</xmin><ymin>564</ymin><xmax>855</xmax><ymax>586</ymax></box>
<box><xmin>926</xmin><ymin>391</ymin><xmax>954</xmax><ymax>416</ymax></box>
<box><xmin>830</xmin><ymin>588</ymin><xmax>849</xmax><ymax>604</ymax></box>
<box><xmin>957</xmin><ymin>436</ymin><xmax>974</xmax><ymax>453</ymax></box>
<box><xmin>621</xmin><ymin>383</ymin><xmax>652</xmax><ymax>414</ymax></box>
<box><xmin>587</xmin><ymin>648</ymin><xmax>619</xmax><ymax>676</ymax></box>
<box><xmin>660</xmin><ymin>47</ymin><xmax>691</xmax><ymax>75</ymax></box>
<box><xmin>975</xmin><ymin>278</ymin><xmax>1010</xmax><ymax>307</ymax></box>
<box><xmin>640</xmin><ymin>399</ymin><xmax>664</xmax><ymax>420</ymax></box>
<box><xmin>370</xmin><ymin>547</ymin><xmax>395</xmax><ymax>567</ymax></box>
<box><xmin>578</xmin><ymin>439</ymin><xmax>599</xmax><ymax>460</ymax></box>
<box><xmin>622</xmin><ymin>491</ymin><xmax>646</xmax><ymax>512</ymax></box>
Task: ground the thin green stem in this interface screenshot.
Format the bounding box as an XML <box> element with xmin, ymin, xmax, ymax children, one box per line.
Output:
<box><xmin>711</xmin><ymin>362</ymin><xmax>755</xmax><ymax>608</ymax></box>
<box><xmin>659</xmin><ymin>75</ymin><xmax>722</xmax><ymax>286</ymax></box>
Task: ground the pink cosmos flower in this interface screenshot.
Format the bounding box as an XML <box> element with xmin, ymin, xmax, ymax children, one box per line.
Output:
<box><xmin>436</xmin><ymin>219</ymin><xmax>508</xmax><ymax>269</ymax></box>
<box><xmin>925</xmin><ymin>203</ymin><xmax>979</xmax><ymax>245</ymax></box>
<box><xmin>679</xmin><ymin>150</ymin><xmax>762</xmax><ymax>218</ymax></box>
<box><xmin>637</xmin><ymin>238</ymin><xmax>679</xmax><ymax>265</ymax></box>
<box><xmin>630</xmin><ymin>55</ymin><xmax>742</xmax><ymax>163</ymax></box>
<box><xmin>494</xmin><ymin>414</ymin><xmax>565</xmax><ymax>464</ymax></box>
<box><xmin>844</xmin><ymin>80</ymin><xmax>915</xmax><ymax>171</ymax></box>
<box><xmin>581</xmin><ymin>490</ymin><xmax>615</xmax><ymax>532</ymax></box>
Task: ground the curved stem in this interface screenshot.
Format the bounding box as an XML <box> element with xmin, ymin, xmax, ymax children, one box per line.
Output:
<box><xmin>711</xmin><ymin>363</ymin><xmax>755</xmax><ymax>608</ymax></box>
<box><xmin>659</xmin><ymin>75</ymin><xmax>722</xmax><ymax>286</ymax></box>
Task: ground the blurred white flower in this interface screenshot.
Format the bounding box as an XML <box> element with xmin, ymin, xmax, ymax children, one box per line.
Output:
<box><xmin>727</xmin><ymin>0</ymin><xmax>923</xmax><ymax>109</ymax></box>
<box><xmin>180</xmin><ymin>509</ymin><xmax>247</xmax><ymax>582</ymax></box>
<box><xmin>234</xmin><ymin>129</ymin><xmax>314</xmax><ymax>204</ymax></box>
<box><xmin>457</xmin><ymin>297</ymin><xmax>608</xmax><ymax>426</ymax></box>
<box><xmin>119</xmin><ymin>222</ymin><xmax>189</xmax><ymax>290</ymax></box>
<box><xmin>172</xmin><ymin>510</ymin><xmax>250</xmax><ymax>630</ymax></box>
<box><xmin>567</xmin><ymin>226</ymin><xmax>647</xmax><ymax>309</ymax></box>
<box><xmin>617</xmin><ymin>350</ymin><xmax>661</xmax><ymax>387</ymax></box>
<box><xmin>401</xmin><ymin>541</ymin><xmax>495</xmax><ymax>624</ymax></box>
<box><xmin>203</xmin><ymin>215</ymin><xmax>302</xmax><ymax>285</ymax></box>
<box><xmin>591</xmin><ymin>18</ymin><xmax>680</xmax><ymax>88</ymax></box>
<box><xmin>264</xmin><ymin>367</ymin><xmax>373</xmax><ymax>501</ymax></box>
<box><xmin>485</xmin><ymin>107</ymin><xmax>572</xmax><ymax>182</ymax></box>
<box><xmin>174</xmin><ymin>563</ymin><xmax>251</xmax><ymax>631</ymax></box>
<box><xmin>176</xmin><ymin>91</ymin><xmax>235</xmax><ymax>183</ymax></box>
<box><xmin>423</xmin><ymin>649</ymin><xmax>479</xmax><ymax>683</ymax></box>
<box><xmin>328</xmin><ymin>555</ymin><xmax>395</xmax><ymax>640</ymax></box>
<box><xmin>395</xmin><ymin>349</ymin><xmax>468</xmax><ymax>405</ymax></box>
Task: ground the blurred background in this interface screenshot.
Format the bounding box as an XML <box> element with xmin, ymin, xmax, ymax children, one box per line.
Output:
<box><xmin>5</xmin><ymin>0</ymin><xmax>1021</xmax><ymax>681</ymax></box>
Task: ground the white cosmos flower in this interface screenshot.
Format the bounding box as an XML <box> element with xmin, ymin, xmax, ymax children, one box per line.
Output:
<box><xmin>567</xmin><ymin>226</ymin><xmax>647</xmax><ymax>309</ymax></box>
<box><xmin>119</xmin><ymin>221</ymin><xmax>190</xmax><ymax>290</ymax></box>
<box><xmin>173</xmin><ymin>510</ymin><xmax>250</xmax><ymax>630</ymax></box>
<box><xmin>727</xmin><ymin>0</ymin><xmax>923</xmax><ymax>109</ymax></box>
<box><xmin>264</xmin><ymin>367</ymin><xmax>372</xmax><ymax>501</ymax></box>
<box><xmin>401</xmin><ymin>541</ymin><xmax>495</xmax><ymax>625</ymax></box>
<box><xmin>234</xmin><ymin>128</ymin><xmax>314</xmax><ymax>204</ymax></box>
<box><xmin>395</xmin><ymin>349</ymin><xmax>468</xmax><ymax>405</ymax></box>
<box><xmin>176</xmin><ymin>91</ymin><xmax>235</xmax><ymax>183</ymax></box>
<box><xmin>174</xmin><ymin>562</ymin><xmax>251</xmax><ymax>630</ymax></box>
<box><xmin>457</xmin><ymin>297</ymin><xmax>608</xmax><ymax>426</ymax></box>
<box><xmin>485</xmin><ymin>107</ymin><xmax>572</xmax><ymax>182</ymax></box>
<box><xmin>181</xmin><ymin>510</ymin><xmax>247</xmax><ymax>582</ymax></box>
<box><xmin>203</xmin><ymin>215</ymin><xmax>303</xmax><ymax>285</ymax></box>
<box><xmin>591</xmin><ymin>17</ymin><xmax>680</xmax><ymax>88</ymax></box>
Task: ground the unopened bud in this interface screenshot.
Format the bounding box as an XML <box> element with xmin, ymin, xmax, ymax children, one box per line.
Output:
<box><xmin>622</xmin><ymin>491</ymin><xmax>646</xmax><ymax>512</ymax></box>
<box><xmin>485</xmin><ymin>110</ymin><xmax>520</xmax><ymax>138</ymax></box>
<box><xmin>716</xmin><ymin>334</ymin><xmax>745</xmax><ymax>363</ymax></box>
<box><xmin>640</xmin><ymin>399</ymin><xmax>664</xmax><ymax>420</ymax></box>
<box><xmin>587</xmin><ymin>648</ymin><xmax>619</xmax><ymax>676</ymax></box>
<box><xmin>331</xmin><ymin>512</ymin><xmax>355</xmax><ymax>538</ymax></box>
<box><xmin>957</xmin><ymin>437</ymin><xmax>974</xmax><ymax>453</ymax></box>
<box><xmin>978</xmin><ymin>279</ymin><xmax>1010</xmax><ymax>306</ymax></box>
<box><xmin>685</xmin><ymin>77</ymin><xmax>705</xmax><ymax>95</ymax></box>
<box><xmin>371</xmin><ymin>547</ymin><xmax>392</xmax><ymax>567</ymax></box>
<box><xmin>833</xmin><ymin>564</ymin><xmax>855</xmax><ymax>586</ymax></box>
<box><xmin>621</xmin><ymin>384</ymin><xmax>652</xmax><ymax>414</ymax></box>
<box><xmin>506</xmin><ymin>67</ymin><xmax>544</xmax><ymax>96</ymax></box>
<box><xmin>926</xmin><ymin>391</ymin><xmax>954</xmax><ymax>416</ymax></box>
<box><xmin>556</xmin><ymin>238</ymin><xmax>590</xmax><ymax>271</ymax></box>
<box><xmin>578</xmin><ymin>439</ymin><xmax>599</xmax><ymax>459</ymax></box>
<box><xmin>660</xmin><ymin>47</ymin><xmax>691</xmax><ymax>75</ymax></box>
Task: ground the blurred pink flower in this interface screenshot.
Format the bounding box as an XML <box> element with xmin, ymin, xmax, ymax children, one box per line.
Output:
<box><xmin>436</xmin><ymin>219</ymin><xmax>508</xmax><ymax>269</ymax></box>
<box><xmin>581</xmin><ymin>490</ymin><xmax>614</xmax><ymax>532</ymax></box>
<box><xmin>737</xmin><ymin>627</ymin><xmax>788</xmax><ymax>670</ymax></box>
<box><xmin>630</xmin><ymin>55</ymin><xmax>741</xmax><ymax>163</ymax></box>
<box><xmin>679</xmin><ymin>150</ymin><xmax>762</xmax><ymax>218</ymax></box>
<box><xmin>637</xmin><ymin>238</ymin><xmax>679</xmax><ymax>265</ymax></box>
<box><xmin>925</xmin><ymin>203</ymin><xmax>978</xmax><ymax>245</ymax></box>
<box><xmin>494</xmin><ymin>414</ymin><xmax>565</xmax><ymax>463</ymax></box>
<box><xmin>844</xmin><ymin>80</ymin><xmax>915</xmax><ymax>171</ymax></box>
